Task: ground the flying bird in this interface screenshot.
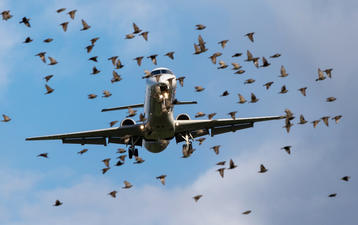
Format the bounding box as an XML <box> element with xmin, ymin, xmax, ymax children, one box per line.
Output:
<box><xmin>48</xmin><ymin>57</ymin><xmax>58</xmax><ymax>65</ymax></box>
<box><xmin>1</xmin><ymin>114</ymin><xmax>11</xmax><ymax>122</ymax></box>
<box><xmin>298</xmin><ymin>87</ymin><xmax>307</xmax><ymax>96</ymax></box>
<box><xmin>321</xmin><ymin>116</ymin><xmax>330</xmax><ymax>126</ymax></box>
<box><xmin>218</xmin><ymin>60</ymin><xmax>228</xmax><ymax>69</ymax></box>
<box><xmin>147</xmin><ymin>54</ymin><xmax>158</xmax><ymax>65</ymax></box>
<box><xmin>316</xmin><ymin>68</ymin><xmax>326</xmax><ymax>81</ymax></box>
<box><xmin>328</xmin><ymin>193</ymin><xmax>337</xmax><ymax>198</ymax></box>
<box><xmin>258</xmin><ymin>164</ymin><xmax>268</xmax><ymax>173</ymax></box>
<box><xmin>36</xmin><ymin>52</ymin><xmax>46</xmax><ymax>63</ymax></box>
<box><xmin>196</xmin><ymin>137</ymin><xmax>206</xmax><ymax>145</ymax></box>
<box><xmin>193</xmin><ymin>195</ymin><xmax>203</xmax><ymax>202</ymax></box>
<box><xmin>279</xmin><ymin>65</ymin><xmax>288</xmax><ymax>77</ymax></box>
<box><xmin>37</xmin><ymin>153</ymin><xmax>48</xmax><ymax>158</ymax></box>
<box><xmin>102</xmin><ymin>158</ymin><xmax>110</xmax><ymax>167</ymax></box>
<box><xmin>228</xmin><ymin>159</ymin><xmax>237</xmax><ymax>169</ymax></box>
<box><xmin>209</xmin><ymin>52</ymin><xmax>222</xmax><ymax>64</ymax></box>
<box><xmin>218</xmin><ymin>40</ymin><xmax>229</xmax><ymax>49</ymax></box>
<box><xmin>91</xmin><ymin>66</ymin><xmax>100</xmax><ymax>75</ymax></box>
<box><xmin>88</xmin><ymin>94</ymin><xmax>97</xmax><ymax>99</ymax></box>
<box><xmin>133</xmin><ymin>56</ymin><xmax>144</xmax><ymax>66</ymax></box>
<box><xmin>176</xmin><ymin>77</ymin><xmax>185</xmax><ymax>87</ymax></box>
<box><xmin>312</xmin><ymin>119</ymin><xmax>320</xmax><ymax>128</ymax></box>
<box><xmin>216</xmin><ymin>161</ymin><xmax>226</xmax><ymax>166</ymax></box>
<box><xmin>250</xmin><ymin>93</ymin><xmax>259</xmax><ymax>103</ymax></box>
<box><xmin>217</xmin><ymin>168</ymin><xmax>225</xmax><ymax>178</ymax></box>
<box><xmin>19</xmin><ymin>17</ymin><xmax>31</xmax><ymax>27</ymax></box>
<box><xmin>242</xmin><ymin>210</ymin><xmax>252</xmax><ymax>215</ymax></box>
<box><xmin>53</xmin><ymin>200</ymin><xmax>63</xmax><ymax>206</ymax></box>
<box><xmin>231</xmin><ymin>63</ymin><xmax>242</xmax><ymax>70</ymax></box>
<box><xmin>263</xmin><ymin>81</ymin><xmax>274</xmax><ymax>90</ymax></box>
<box><xmin>45</xmin><ymin>84</ymin><xmax>54</xmax><ymax>94</ymax></box>
<box><xmin>102</xmin><ymin>167</ymin><xmax>110</xmax><ymax>174</ymax></box>
<box><xmin>109</xmin><ymin>121</ymin><xmax>118</xmax><ymax>127</ymax></box>
<box><xmin>298</xmin><ymin>115</ymin><xmax>307</xmax><ymax>124</ymax></box>
<box><xmin>67</xmin><ymin>10</ymin><xmax>77</xmax><ymax>19</ymax></box>
<box><xmin>195</xmin><ymin>24</ymin><xmax>206</xmax><ymax>30</ymax></box>
<box><xmin>56</xmin><ymin>8</ymin><xmax>66</xmax><ymax>13</ymax></box>
<box><xmin>208</xmin><ymin>113</ymin><xmax>217</xmax><ymax>120</ymax></box>
<box><xmin>341</xmin><ymin>176</ymin><xmax>350</xmax><ymax>182</ymax></box>
<box><xmin>332</xmin><ymin>115</ymin><xmax>342</xmax><ymax>124</ymax></box>
<box><xmin>122</xmin><ymin>181</ymin><xmax>133</xmax><ymax>189</ymax></box>
<box><xmin>156</xmin><ymin>175</ymin><xmax>167</xmax><ymax>185</ymax></box>
<box><xmin>102</xmin><ymin>90</ymin><xmax>112</xmax><ymax>98</ymax></box>
<box><xmin>281</xmin><ymin>146</ymin><xmax>291</xmax><ymax>155</ymax></box>
<box><xmin>245</xmin><ymin>32</ymin><xmax>255</xmax><ymax>42</ymax></box>
<box><xmin>115</xmin><ymin>59</ymin><xmax>124</xmax><ymax>69</ymax></box>
<box><xmin>232</xmin><ymin>53</ymin><xmax>242</xmax><ymax>57</ymax></box>
<box><xmin>44</xmin><ymin>38</ymin><xmax>53</xmax><ymax>43</ymax></box>
<box><xmin>23</xmin><ymin>37</ymin><xmax>33</xmax><ymax>43</ymax></box>
<box><xmin>44</xmin><ymin>75</ymin><xmax>54</xmax><ymax>82</ymax></box>
<box><xmin>211</xmin><ymin>145</ymin><xmax>221</xmax><ymax>155</ymax></box>
<box><xmin>228</xmin><ymin>111</ymin><xmax>237</xmax><ymax>120</ymax></box>
<box><xmin>125</xmin><ymin>33</ymin><xmax>135</xmax><ymax>39</ymax></box>
<box><xmin>88</xmin><ymin>56</ymin><xmax>98</xmax><ymax>62</ymax></box>
<box><xmin>90</xmin><ymin>37</ymin><xmax>99</xmax><ymax>45</ymax></box>
<box><xmin>260</xmin><ymin>57</ymin><xmax>270</xmax><ymax>67</ymax></box>
<box><xmin>270</xmin><ymin>53</ymin><xmax>281</xmax><ymax>58</ymax></box>
<box><xmin>326</xmin><ymin>97</ymin><xmax>336</xmax><ymax>102</ymax></box>
<box><xmin>220</xmin><ymin>90</ymin><xmax>229</xmax><ymax>97</ymax></box>
<box><xmin>80</xmin><ymin>19</ymin><xmax>91</xmax><ymax>31</ymax></box>
<box><xmin>139</xmin><ymin>31</ymin><xmax>149</xmax><ymax>41</ymax></box>
<box><xmin>279</xmin><ymin>85</ymin><xmax>288</xmax><ymax>94</ymax></box>
<box><xmin>324</xmin><ymin>68</ymin><xmax>333</xmax><ymax>78</ymax></box>
<box><xmin>195</xmin><ymin>112</ymin><xmax>206</xmax><ymax>118</ymax></box>
<box><xmin>108</xmin><ymin>190</ymin><xmax>117</xmax><ymax>198</ymax></box>
<box><xmin>78</xmin><ymin>149</ymin><xmax>88</xmax><ymax>154</ymax></box>
<box><xmin>244</xmin><ymin>79</ymin><xmax>255</xmax><ymax>84</ymax></box>
<box><xmin>111</xmin><ymin>71</ymin><xmax>122</xmax><ymax>83</ymax></box>
<box><xmin>85</xmin><ymin>45</ymin><xmax>94</xmax><ymax>53</ymax></box>
<box><xmin>1</xmin><ymin>10</ymin><xmax>13</xmax><ymax>20</ymax></box>
<box><xmin>108</xmin><ymin>56</ymin><xmax>118</xmax><ymax>66</ymax></box>
<box><xmin>60</xmin><ymin>22</ymin><xmax>69</xmax><ymax>32</ymax></box>
<box><xmin>195</xmin><ymin>86</ymin><xmax>205</xmax><ymax>92</ymax></box>
<box><xmin>165</xmin><ymin>51</ymin><xmax>175</xmax><ymax>60</ymax></box>
<box><xmin>132</xmin><ymin>22</ymin><xmax>142</xmax><ymax>34</ymax></box>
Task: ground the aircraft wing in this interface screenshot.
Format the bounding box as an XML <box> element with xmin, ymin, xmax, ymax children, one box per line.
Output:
<box><xmin>26</xmin><ymin>124</ymin><xmax>144</xmax><ymax>146</ymax></box>
<box><xmin>174</xmin><ymin>116</ymin><xmax>285</xmax><ymax>142</ymax></box>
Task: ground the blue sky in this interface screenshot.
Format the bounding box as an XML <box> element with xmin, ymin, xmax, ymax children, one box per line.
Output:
<box><xmin>0</xmin><ymin>0</ymin><xmax>357</xmax><ymax>224</ymax></box>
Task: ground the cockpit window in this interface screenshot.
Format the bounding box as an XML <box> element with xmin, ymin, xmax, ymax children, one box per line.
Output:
<box><xmin>151</xmin><ymin>69</ymin><xmax>173</xmax><ymax>75</ymax></box>
<box><xmin>161</xmin><ymin>70</ymin><xmax>173</xmax><ymax>74</ymax></box>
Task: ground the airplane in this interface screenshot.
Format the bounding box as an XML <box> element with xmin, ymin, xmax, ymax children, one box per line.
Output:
<box><xmin>26</xmin><ymin>67</ymin><xmax>285</xmax><ymax>159</ymax></box>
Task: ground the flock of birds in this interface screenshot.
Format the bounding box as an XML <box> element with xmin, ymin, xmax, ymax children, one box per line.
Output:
<box><xmin>1</xmin><ymin>7</ymin><xmax>350</xmax><ymax>214</ymax></box>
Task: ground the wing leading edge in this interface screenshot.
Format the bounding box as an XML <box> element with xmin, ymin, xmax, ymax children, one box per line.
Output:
<box><xmin>26</xmin><ymin>124</ymin><xmax>144</xmax><ymax>146</ymax></box>
<box><xmin>174</xmin><ymin>115</ymin><xmax>285</xmax><ymax>142</ymax></box>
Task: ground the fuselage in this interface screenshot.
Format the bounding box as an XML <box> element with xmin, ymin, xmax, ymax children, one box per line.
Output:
<box><xmin>143</xmin><ymin>68</ymin><xmax>177</xmax><ymax>153</ymax></box>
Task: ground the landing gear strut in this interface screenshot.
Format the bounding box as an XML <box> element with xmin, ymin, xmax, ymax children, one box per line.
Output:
<box><xmin>181</xmin><ymin>133</ymin><xmax>194</xmax><ymax>158</ymax></box>
<box><xmin>128</xmin><ymin>137</ymin><xmax>139</xmax><ymax>159</ymax></box>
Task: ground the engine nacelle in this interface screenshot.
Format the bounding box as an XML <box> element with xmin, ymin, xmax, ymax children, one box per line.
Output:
<box><xmin>121</xmin><ymin>118</ymin><xmax>136</xmax><ymax>126</ymax></box>
<box><xmin>176</xmin><ymin>113</ymin><xmax>190</xmax><ymax>120</ymax></box>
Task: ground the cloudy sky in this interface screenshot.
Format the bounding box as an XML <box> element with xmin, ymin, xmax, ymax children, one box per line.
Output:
<box><xmin>0</xmin><ymin>0</ymin><xmax>357</xmax><ymax>224</ymax></box>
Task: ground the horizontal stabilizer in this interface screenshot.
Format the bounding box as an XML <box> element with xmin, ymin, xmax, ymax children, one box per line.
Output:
<box><xmin>172</xmin><ymin>99</ymin><xmax>197</xmax><ymax>105</ymax></box>
<box><xmin>101</xmin><ymin>104</ymin><xmax>144</xmax><ymax>112</ymax></box>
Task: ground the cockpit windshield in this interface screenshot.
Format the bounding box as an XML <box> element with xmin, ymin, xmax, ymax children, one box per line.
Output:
<box><xmin>151</xmin><ymin>69</ymin><xmax>173</xmax><ymax>75</ymax></box>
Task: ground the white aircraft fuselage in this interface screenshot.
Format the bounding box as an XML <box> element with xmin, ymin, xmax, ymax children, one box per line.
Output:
<box><xmin>142</xmin><ymin>68</ymin><xmax>177</xmax><ymax>153</ymax></box>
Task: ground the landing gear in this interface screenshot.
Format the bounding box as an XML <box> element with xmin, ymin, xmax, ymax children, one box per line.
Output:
<box><xmin>181</xmin><ymin>133</ymin><xmax>194</xmax><ymax>158</ymax></box>
<box><xmin>128</xmin><ymin>146</ymin><xmax>139</xmax><ymax>159</ymax></box>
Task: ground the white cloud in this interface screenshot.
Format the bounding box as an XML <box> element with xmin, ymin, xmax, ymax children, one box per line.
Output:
<box><xmin>1</xmin><ymin>136</ymin><xmax>356</xmax><ymax>225</ymax></box>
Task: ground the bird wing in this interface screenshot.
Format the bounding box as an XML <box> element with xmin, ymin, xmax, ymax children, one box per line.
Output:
<box><xmin>26</xmin><ymin>125</ymin><xmax>144</xmax><ymax>146</ymax></box>
<box><xmin>174</xmin><ymin>116</ymin><xmax>284</xmax><ymax>141</ymax></box>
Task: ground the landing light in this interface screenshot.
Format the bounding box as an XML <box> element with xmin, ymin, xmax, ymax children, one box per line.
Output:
<box><xmin>159</xmin><ymin>95</ymin><xmax>163</xmax><ymax>99</ymax></box>
<box><xmin>140</xmin><ymin>125</ymin><xmax>145</xmax><ymax>130</ymax></box>
<box><xmin>175</xmin><ymin>122</ymin><xmax>179</xmax><ymax>126</ymax></box>
<box><xmin>164</xmin><ymin>92</ymin><xmax>169</xmax><ymax>98</ymax></box>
